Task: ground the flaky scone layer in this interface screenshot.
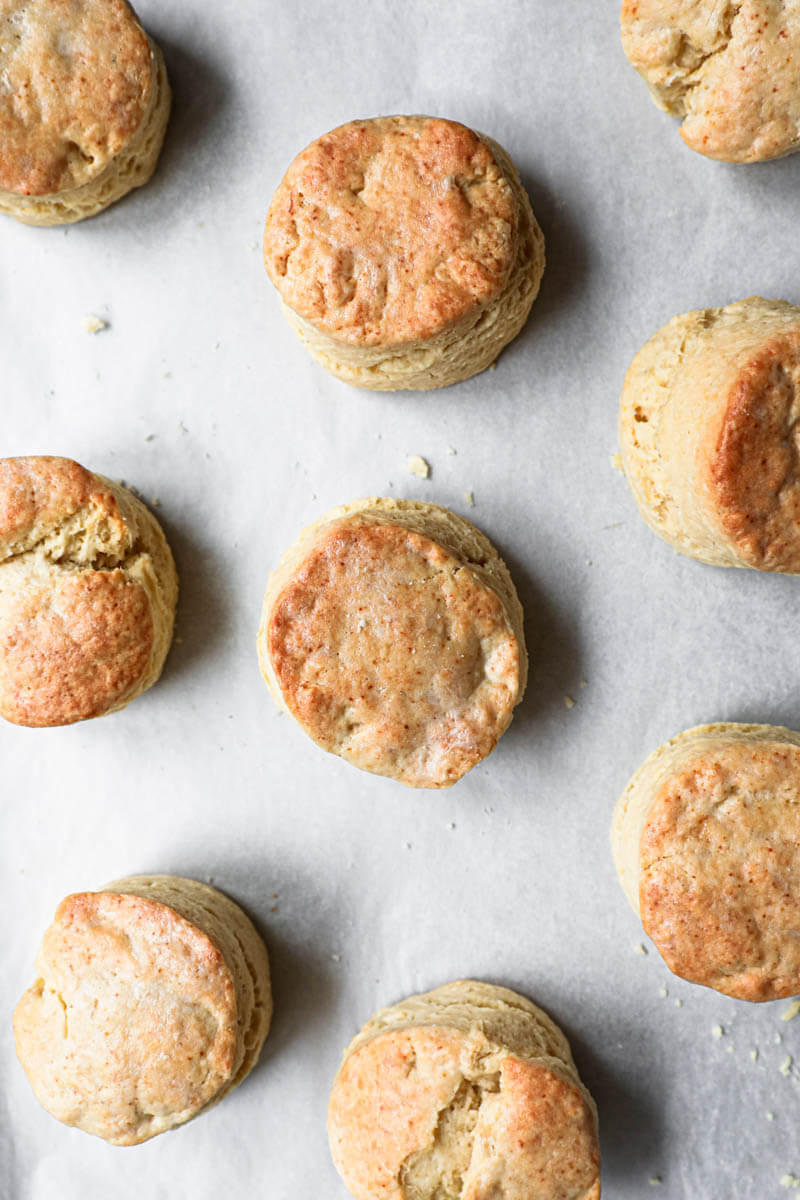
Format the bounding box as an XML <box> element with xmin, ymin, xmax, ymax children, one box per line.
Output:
<box><xmin>0</xmin><ymin>456</ymin><xmax>178</xmax><ymax>725</ymax></box>
<box><xmin>264</xmin><ymin>116</ymin><xmax>544</xmax><ymax>390</ymax></box>
<box><xmin>612</xmin><ymin>723</ymin><xmax>800</xmax><ymax>1000</ymax></box>
<box><xmin>329</xmin><ymin>980</ymin><xmax>601</xmax><ymax>1200</ymax></box>
<box><xmin>13</xmin><ymin>875</ymin><xmax>271</xmax><ymax>1145</ymax></box>
<box><xmin>621</xmin><ymin>1</ymin><xmax>800</xmax><ymax>163</ymax></box>
<box><xmin>258</xmin><ymin>498</ymin><xmax>527</xmax><ymax>788</ymax></box>
<box><xmin>0</xmin><ymin>0</ymin><xmax>171</xmax><ymax>225</ymax></box>
<box><xmin>619</xmin><ymin>297</ymin><xmax>800</xmax><ymax>572</ymax></box>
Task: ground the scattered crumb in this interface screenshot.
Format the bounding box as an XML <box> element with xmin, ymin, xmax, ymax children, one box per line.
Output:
<box><xmin>780</xmin><ymin>1056</ymin><xmax>792</xmax><ymax>1077</ymax></box>
<box><xmin>179</xmin><ymin>421</ymin><xmax>189</xmax><ymax>433</ymax></box>
<box><xmin>611</xmin><ymin>452</ymin><xmax>623</xmax><ymax>472</ymax></box>
<box><xmin>206</xmin><ymin>876</ymin><xmax>214</xmax><ymax>884</ymax></box>
<box><xmin>331</xmin><ymin>954</ymin><xmax>341</xmax><ymax>962</ymax></box>
<box><xmin>782</xmin><ymin>1000</ymin><xmax>800</xmax><ymax>1022</ymax></box>
<box><xmin>403</xmin><ymin>842</ymin><xmax>412</xmax><ymax>850</ymax></box>
<box><xmin>144</xmin><ymin>433</ymin><xmax>156</xmax><ymax>442</ymax></box>
<box><xmin>488</xmin><ymin>361</ymin><xmax>497</xmax><ymax>371</ymax></box>
<box><xmin>82</xmin><ymin>313</ymin><xmax>107</xmax><ymax>333</ymax></box>
<box><xmin>564</xmin><ymin>695</ymin><xmax>575</xmax><ymax>709</ymax></box>
<box><xmin>447</xmin><ymin>446</ymin><xmax>457</xmax><ymax>456</ymax></box>
<box><xmin>580</xmin><ymin>680</ymin><xmax>588</xmax><ymax>689</ymax></box>
<box><xmin>448</xmin><ymin>822</ymin><xmax>456</xmax><ymax>830</ymax></box>
<box><xmin>406</xmin><ymin>455</ymin><xmax>430</xmax><ymax>479</ymax></box>
<box><xmin>780</xmin><ymin>1174</ymin><xmax>800</xmax><ymax>1189</ymax></box>
<box><xmin>634</xmin><ymin>943</ymin><xmax>648</xmax><ymax>956</ymax></box>
<box><xmin>776</xmin><ymin>1033</ymin><xmax>784</xmax><ymax>1044</ymax></box>
<box><xmin>750</xmin><ymin>1049</ymin><xmax>759</xmax><ymax>1063</ymax></box>
<box><xmin>767</xmin><ymin>1112</ymin><xmax>775</xmax><ymax>1121</ymax></box>
<box><xmin>659</xmin><ymin>986</ymin><xmax>669</xmax><ymax>998</ymax></box>
<box><xmin>648</xmin><ymin>1179</ymin><xmax>662</xmax><ymax>1188</ymax></box>
<box><xmin>712</xmin><ymin>1025</ymin><xmax>724</xmax><ymax>1039</ymax></box>
<box><xmin>674</xmin><ymin>999</ymin><xmax>683</xmax><ymax>1008</ymax></box>
<box><xmin>603</xmin><ymin>522</ymin><xmax>624</xmax><ymax>531</ymax></box>
<box><xmin>269</xmin><ymin>906</ymin><xmax>278</xmax><ymax>914</ymax></box>
<box><xmin>151</xmin><ymin>497</ymin><xmax>161</xmax><ymax>508</ymax></box>
<box><xmin>271</xmin><ymin>893</ymin><xmax>278</xmax><ymax>899</ymax></box>
<box><xmin>465</xmin><ymin>490</ymin><xmax>475</xmax><ymax>507</ymax></box>
<box><xmin>726</xmin><ymin>1045</ymin><xmax>734</xmax><ymax>1054</ymax></box>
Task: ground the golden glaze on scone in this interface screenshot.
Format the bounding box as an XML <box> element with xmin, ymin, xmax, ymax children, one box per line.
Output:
<box><xmin>258</xmin><ymin>499</ymin><xmax>527</xmax><ymax>788</ymax></box>
<box><xmin>328</xmin><ymin>981</ymin><xmax>601</xmax><ymax>1200</ymax></box>
<box><xmin>619</xmin><ymin>298</ymin><xmax>800</xmax><ymax>572</ymax></box>
<box><xmin>621</xmin><ymin>1</ymin><xmax>800</xmax><ymax>162</ymax></box>
<box><xmin>612</xmin><ymin>723</ymin><xmax>800</xmax><ymax>1001</ymax></box>
<box><xmin>0</xmin><ymin>0</ymin><xmax>171</xmax><ymax>224</ymax></box>
<box><xmin>0</xmin><ymin>456</ymin><xmax>178</xmax><ymax>726</ymax></box>
<box><xmin>14</xmin><ymin>875</ymin><xmax>272</xmax><ymax>1145</ymax></box>
<box><xmin>264</xmin><ymin>116</ymin><xmax>544</xmax><ymax>390</ymax></box>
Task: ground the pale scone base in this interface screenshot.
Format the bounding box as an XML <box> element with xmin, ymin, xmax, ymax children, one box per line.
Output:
<box><xmin>0</xmin><ymin>39</ymin><xmax>171</xmax><ymax>226</ymax></box>
<box><xmin>610</xmin><ymin>722</ymin><xmax>800</xmax><ymax>915</ymax></box>
<box><xmin>280</xmin><ymin>137</ymin><xmax>545</xmax><ymax>391</ymax></box>
<box><xmin>100</xmin><ymin>875</ymin><xmax>272</xmax><ymax>1128</ymax></box>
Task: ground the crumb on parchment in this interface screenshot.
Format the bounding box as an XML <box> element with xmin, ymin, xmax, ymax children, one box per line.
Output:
<box><xmin>82</xmin><ymin>314</ymin><xmax>108</xmax><ymax>333</ymax></box>
<box><xmin>406</xmin><ymin>455</ymin><xmax>430</xmax><ymax>479</ymax></box>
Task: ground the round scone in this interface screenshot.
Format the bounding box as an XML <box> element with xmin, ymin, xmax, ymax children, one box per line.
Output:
<box><xmin>612</xmin><ymin>723</ymin><xmax>800</xmax><ymax>1001</ymax></box>
<box><xmin>0</xmin><ymin>456</ymin><xmax>178</xmax><ymax>726</ymax></box>
<box><xmin>257</xmin><ymin>498</ymin><xmax>527</xmax><ymax>788</ymax></box>
<box><xmin>13</xmin><ymin>874</ymin><xmax>272</xmax><ymax>1145</ymax></box>
<box><xmin>328</xmin><ymin>980</ymin><xmax>601</xmax><ymax>1200</ymax></box>
<box><xmin>0</xmin><ymin>0</ymin><xmax>171</xmax><ymax>226</ymax></box>
<box><xmin>619</xmin><ymin>297</ymin><xmax>800</xmax><ymax>573</ymax></box>
<box><xmin>263</xmin><ymin>115</ymin><xmax>545</xmax><ymax>390</ymax></box>
<box><xmin>620</xmin><ymin>1</ymin><xmax>800</xmax><ymax>163</ymax></box>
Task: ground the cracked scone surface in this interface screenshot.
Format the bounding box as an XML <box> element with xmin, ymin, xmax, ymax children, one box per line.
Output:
<box><xmin>258</xmin><ymin>499</ymin><xmax>527</xmax><ymax>788</ymax></box>
<box><xmin>13</xmin><ymin>874</ymin><xmax>272</xmax><ymax>1145</ymax></box>
<box><xmin>612</xmin><ymin>723</ymin><xmax>800</xmax><ymax>1001</ymax></box>
<box><xmin>328</xmin><ymin>980</ymin><xmax>601</xmax><ymax>1200</ymax></box>
<box><xmin>619</xmin><ymin>297</ymin><xmax>800</xmax><ymax>572</ymax></box>
<box><xmin>621</xmin><ymin>1</ymin><xmax>800</xmax><ymax>162</ymax></box>
<box><xmin>0</xmin><ymin>0</ymin><xmax>171</xmax><ymax>224</ymax></box>
<box><xmin>263</xmin><ymin>116</ymin><xmax>544</xmax><ymax>390</ymax></box>
<box><xmin>0</xmin><ymin>456</ymin><xmax>178</xmax><ymax>725</ymax></box>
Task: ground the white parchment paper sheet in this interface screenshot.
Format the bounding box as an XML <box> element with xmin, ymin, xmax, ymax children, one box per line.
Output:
<box><xmin>3</xmin><ymin>2</ymin><xmax>800</xmax><ymax>1196</ymax></box>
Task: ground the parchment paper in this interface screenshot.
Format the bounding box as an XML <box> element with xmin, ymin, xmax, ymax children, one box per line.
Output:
<box><xmin>3</xmin><ymin>2</ymin><xmax>800</xmax><ymax>1196</ymax></box>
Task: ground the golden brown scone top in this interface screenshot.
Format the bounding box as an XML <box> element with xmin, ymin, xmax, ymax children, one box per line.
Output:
<box><xmin>0</xmin><ymin>456</ymin><xmax>154</xmax><ymax>726</ymax></box>
<box><xmin>265</xmin><ymin>516</ymin><xmax>522</xmax><ymax>788</ymax></box>
<box><xmin>621</xmin><ymin>1</ymin><xmax>800</xmax><ymax>162</ymax></box>
<box><xmin>329</xmin><ymin>1025</ymin><xmax>600</xmax><ymax>1200</ymax></box>
<box><xmin>640</xmin><ymin>739</ymin><xmax>800</xmax><ymax>1000</ymax></box>
<box><xmin>264</xmin><ymin>116</ymin><xmax>521</xmax><ymax>347</ymax></box>
<box><xmin>0</xmin><ymin>0</ymin><xmax>154</xmax><ymax>196</ymax></box>
<box><xmin>13</xmin><ymin>890</ymin><xmax>238</xmax><ymax>1145</ymax></box>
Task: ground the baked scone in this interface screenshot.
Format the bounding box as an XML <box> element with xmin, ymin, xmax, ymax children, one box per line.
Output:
<box><xmin>0</xmin><ymin>0</ymin><xmax>171</xmax><ymax>225</ymax></box>
<box><xmin>621</xmin><ymin>1</ymin><xmax>800</xmax><ymax>162</ymax></box>
<box><xmin>0</xmin><ymin>455</ymin><xmax>178</xmax><ymax>726</ymax></box>
<box><xmin>258</xmin><ymin>498</ymin><xmax>527</xmax><ymax>788</ymax></box>
<box><xmin>328</xmin><ymin>980</ymin><xmax>601</xmax><ymax>1200</ymax></box>
<box><xmin>612</xmin><ymin>723</ymin><xmax>800</xmax><ymax>1001</ymax></box>
<box><xmin>14</xmin><ymin>874</ymin><xmax>272</xmax><ymax>1145</ymax></box>
<box><xmin>263</xmin><ymin>115</ymin><xmax>545</xmax><ymax>390</ymax></box>
<box><xmin>619</xmin><ymin>297</ymin><xmax>800</xmax><ymax>572</ymax></box>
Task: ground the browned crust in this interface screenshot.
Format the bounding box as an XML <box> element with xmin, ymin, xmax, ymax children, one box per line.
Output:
<box><xmin>265</xmin><ymin>516</ymin><xmax>521</xmax><ymax>787</ymax></box>
<box><xmin>709</xmin><ymin>337</ymin><xmax>800</xmax><ymax>572</ymax></box>
<box><xmin>640</xmin><ymin>740</ymin><xmax>800</xmax><ymax>1000</ymax></box>
<box><xmin>0</xmin><ymin>570</ymin><xmax>154</xmax><ymax>725</ymax></box>
<box><xmin>13</xmin><ymin>889</ymin><xmax>239</xmax><ymax>1145</ymax></box>
<box><xmin>264</xmin><ymin>116</ymin><xmax>521</xmax><ymax>347</ymax></box>
<box><xmin>0</xmin><ymin>0</ymin><xmax>155</xmax><ymax>196</ymax></box>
